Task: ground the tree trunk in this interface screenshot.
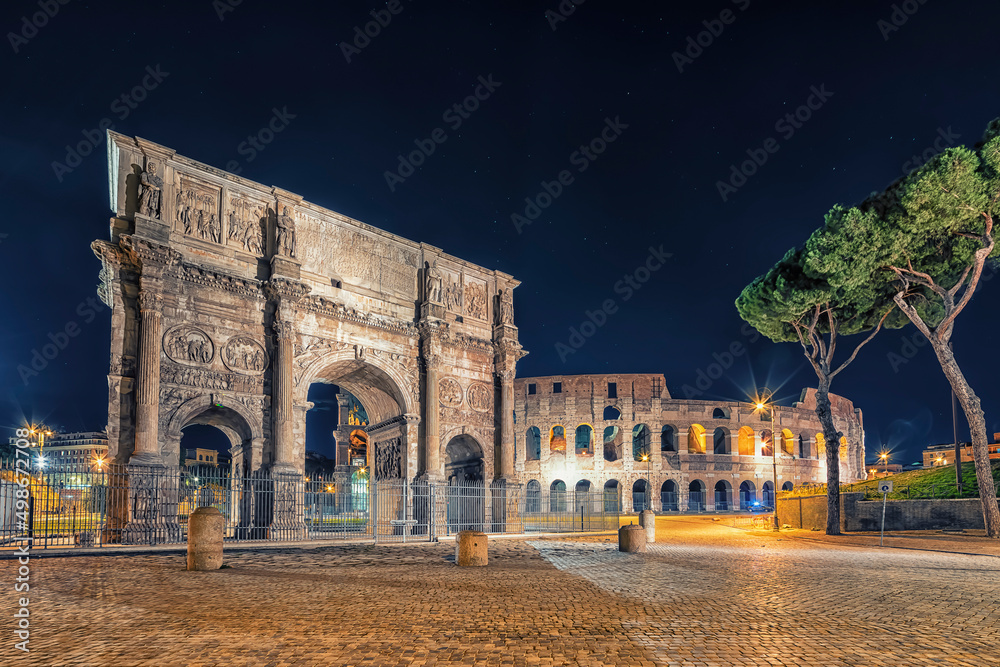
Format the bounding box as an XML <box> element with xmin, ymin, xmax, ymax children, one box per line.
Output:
<box><xmin>929</xmin><ymin>341</ymin><xmax>1000</xmax><ymax>537</ymax></box>
<box><xmin>815</xmin><ymin>378</ymin><xmax>843</xmax><ymax>535</ymax></box>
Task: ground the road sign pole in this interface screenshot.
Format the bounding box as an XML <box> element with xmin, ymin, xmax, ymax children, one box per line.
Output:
<box><xmin>878</xmin><ymin>480</ymin><xmax>892</xmax><ymax>547</ymax></box>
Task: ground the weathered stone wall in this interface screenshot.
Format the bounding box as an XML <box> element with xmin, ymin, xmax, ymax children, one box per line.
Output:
<box><xmin>515</xmin><ymin>373</ymin><xmax>867</xmax><ymax>512</ymax></box>
<box><xmin>778</xmin><ymin>493</ymin><xmax>1000</xmax><ymax>531</ymax></box>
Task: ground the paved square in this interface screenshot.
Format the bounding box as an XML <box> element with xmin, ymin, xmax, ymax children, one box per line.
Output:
<box><xmin>3</xmin><ymin>518</ymin><xmax>999</xmax><ymax>666</ymax></box>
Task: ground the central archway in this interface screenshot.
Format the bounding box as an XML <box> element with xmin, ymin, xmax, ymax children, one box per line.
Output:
<box><xmin>297</xmin><ymin>352</ymin><xmax>415</xmax><ymax>480</ymax></box>
<box><xmin>445</xmin><ymin>434</ymin><xmax>484</xmax><ymax>482</ymax></box>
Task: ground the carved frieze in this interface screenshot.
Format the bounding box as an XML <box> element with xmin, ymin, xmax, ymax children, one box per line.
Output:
<box><xmin>160</xmin><ymin>361</ymin><xmax>262</xmax><ymax>393</ymax></box>
<box><xmin>439</xmin><ymin>377</ymin><xmax>463</xmax><ymax>407</ymax></box>
<box><xmin>294</xmin><ymin>336</ymin><xmax>352</xmax><ymax>357</ymax></box>
<box><xmin>163</xmin><ymin>325</ymin><xmax>214</xmax><ymax>365</ymax></box>
<box><xmin>466</xmin><ymin>382</ymin><xmax>492</xmax><ymax>413</ymax></box>
<box><xmin>374</xmin><ymin>437</ymin><xmax>402</xmax><ymax>480</ymax></box>
<box><xmin>442</xmin><ymin>272</ymin><xmax>462</xmax><ymax>312</ymax></box>
<box><xmin>175</xmin><ymin>178</ymin><xmax>221</xmax><ymax>243</ymax></box>
<box><xmin>222</xmin><ymin>335</ymin><xmax>269</xmax><ymax>375</ymax></box>
<box><xmin>440</xmin><ymin>406</ymin><xmax>494</xmax><ymax>429</ymax></box>
<box><xmin>109</xmin><ymin>355</ymin><xmax>136</xmax><ymax>378</ymax></box>
<box><xmin>227</xmin><ymin>194</ymin><xmax>267</xmax><ymax>255</ymax></box>
<box><xmin>465</xmin><ymin>280</ymin><xmax>487</xmax><ymax>320</ymax></box>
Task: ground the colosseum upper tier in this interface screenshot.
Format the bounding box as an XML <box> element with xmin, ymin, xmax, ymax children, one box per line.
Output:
<box><xmin>513</xmin><ymin>373</ymin><xmax>865</xmax><ymax>512</ymax></box>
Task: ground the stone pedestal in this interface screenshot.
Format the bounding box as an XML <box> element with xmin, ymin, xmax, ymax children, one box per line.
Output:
<box><xmin>618</xmin><ymin>523</ymin><xmax>646</xmax><ymax>553</ymax></box>
<box><xmin>187</xmin><ymin>506</ymin><xmax>224</xmax><ymax>571</ymax></box>
<box><xmin>639</xmin><ymin>509</ymin><xmax>656</xmax><ymax>544</ymax></box>
<box><xmin>269</xmin><ymin>470</ymin><xmax>307</xmax><ymax>541</ymax></box>
<box><xmin>456</xmin><ymin>530</ymin><xmax>488</xmax><ymax>566</ymax></box>
<box><xmin>121</xmin><ymin>464</ymin><xmax>181</xmax><ymax>545</ymax></box>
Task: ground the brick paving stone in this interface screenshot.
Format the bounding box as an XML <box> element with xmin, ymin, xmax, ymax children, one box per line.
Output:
<box><xmin>0</xmin><ymin>518</ymin><xmax>997</xmax><ymax>665</ymax></box>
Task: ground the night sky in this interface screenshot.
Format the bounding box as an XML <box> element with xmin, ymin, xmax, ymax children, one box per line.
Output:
<box><xmin>3</xmin><ymin>0</ymin><xmax>998</xmax><ymax>466</ymax></box>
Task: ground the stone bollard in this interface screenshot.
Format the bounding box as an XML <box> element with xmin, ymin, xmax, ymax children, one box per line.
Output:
<box><xmin>618</xmin><ymin>523</ymin><xmax>646</xmax><ymax>553</ymax></box>
<box><xmin>456</xmin><ymin>530</ymin><xmax>488</xmax><ymax>566</ymax></box>
<box><xmin>187</xmin><ymin>506</ymin><xmax>225</xmax><ymax>571</ymax></box>
<box><xmin>639</xmin><ymin>509</ymin><xmax>656</xmax><ymax>544</ymax></box>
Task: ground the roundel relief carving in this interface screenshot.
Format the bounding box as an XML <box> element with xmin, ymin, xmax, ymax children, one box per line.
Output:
<box><xmin>439</xmin><ymin>377</ymin><xmax>463</xmax><ymax>407</ymax></box>
<box><xmin>222</xmin><ymin>335</ymin><xmax>269</xmax><ymax>375</ymax></box>
<box><xmin>163</xmin><ymin>326</ymin><xmax>214</xmax><ymax>365</ymax></box>
<box><xmin>467</xmin><ymin>382</ymin><xmax>492</xmax><ymax>412</ymax></box>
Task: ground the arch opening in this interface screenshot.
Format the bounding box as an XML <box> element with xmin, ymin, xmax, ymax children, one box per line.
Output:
<box><xmin>632</xmin><ymin>478</ymin><xmax>650</xmax><ymax>512</ymax></box>
<box><xmin>738</xmin><ymin>426</ymin><xmax>755</xmax><ymax>456</ymax></box>
<box><xmin>714</xmin><ymin>480</ymin><xmax>732</xmax><ymax>511</ymax></box>
<box><xmin>660</xmin><ymin>479</ymin><xmax>678</xmax><ymax>511</ymax></box>
<box><xmin>688</xmin><ymin>479</ymin><xmax>706</xmax><ymax>511</ymax></box>
<box><xmin>688</xmin><ymin>424</ymin><xmax>706</xmax><ymax>454</ymax></box>
<box><xmin>550</xmin><ymin>479</ymin><xmax>567</xmax><ymax>512</ymax></box>
<box><xmin>739</xmin><ymin>480</ymin><xmax>756</xmax><ymax>510</ymax></box>
<box><xmin>603</xmin><ymin>426</ymin><xmax>622</xmax><ymax>461</ymax></box>
<box><xmin>713</xmin><ymin>427</ymin><xmax>730</xmax><ymax>455</ymax></box>
<box><xmin>603</xmin><ymin>479</ymin><xmax>620</xmax><ymax>512</ymax></box>
<box><xmin>445</xmin><ymin>434</ymin><xmax>484</xmax><ymax>482</ymax></box>
<box><xmin>661</xmin><ymin>424</ymin><xmax>677</xmax><ymax>452</ymax></box>
<box><xmin>632</xmin><ymin>424</ymin><xmax>651</xmax><ymax>462</ymax></box>
<box><xmin>525</xmin><ymin>427</ymin><xmax>541</xmax><ymax>461</ymax></box>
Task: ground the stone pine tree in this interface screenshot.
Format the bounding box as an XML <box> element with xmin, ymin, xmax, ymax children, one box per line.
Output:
<box><xmin>736</xmin><ymin>240</ymin><xmax>903</xmax><ymax>534</ymax></box>
<box><xmin>808</xmin><ymin>130</ymin><xmax>1000</xmax><ymax>537</ymax></box>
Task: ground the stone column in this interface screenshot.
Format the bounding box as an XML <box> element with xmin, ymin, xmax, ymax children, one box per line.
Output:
<box><xmin>123</xmin><ymin>288</ymin><xmax>180</xmax><ymax>545</ymax></box>
<box><xmin>132</xmin><ymin>289</ymin><xmax>163</xmax><ymax>466</ymax></box>
<box><xmin>423</xmin><ymin>355</ymin><xmax>441</xmax><ymax>478</ymax></box>
<box><xmin>265</xmin><ymin>281</ymin><xmax>308</xmax><ymax>540</ymax></box>
<box><xmin>271</xmin><ymin>315</ymin><xmax>296</xmax><ymax>474</ymax></box>
<box><xmin>498</xmin><ymin>370</ymin><xmax>515</xmax><ymax>479</ymax></box>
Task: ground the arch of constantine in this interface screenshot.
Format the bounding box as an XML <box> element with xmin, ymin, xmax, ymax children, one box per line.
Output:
<box><xmin>514</xmin><ymin>374</ymin><xmax>866</xmax><ymax>513</ymax></box>
<box><xmin>92</xmin><ymin>132</ymin><xmax>524</xmax><ymax>542</ymax></box>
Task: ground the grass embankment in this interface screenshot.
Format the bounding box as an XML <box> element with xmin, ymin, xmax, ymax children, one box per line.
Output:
<box><xmin>782</xmin><ymin>460</ymin><xmax>1000</xmax><ymax>501</ymax></box>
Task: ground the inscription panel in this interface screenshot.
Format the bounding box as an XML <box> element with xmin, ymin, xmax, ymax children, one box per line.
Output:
<box><xmin>296</xmin><ymin>212</ymin><xmax>418</xmax><ymax>297</ymax></box>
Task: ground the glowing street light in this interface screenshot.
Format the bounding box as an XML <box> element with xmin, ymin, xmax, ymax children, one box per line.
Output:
<box><xmin>752</xmin><ymin>391</ymin><xmax>781</xmax><ymax>531</ymax></box>
<box><xmin>879</xmin><ymin>450</ymin><xmax>890</xmax><ymax>476</ymax></box>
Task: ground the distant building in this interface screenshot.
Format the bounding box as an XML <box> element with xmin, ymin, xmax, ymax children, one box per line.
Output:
<box><xmin>865</xmin><ymin>463</ymin><xmax>903</xmax><ymax>479</ymax></box>
<box><xmin>184</xmin><ymin>448</ymin><xmax>218</xmax><ymax>467</ymax></box>
<box><xmin>922</xmin><ymin>435</ymin><xmax>1000</xmax><ymax>468</ymax></box>
<box><xmin>10</xmin><ymin>431</ymin><xmax>109</xmax><ymax>471</ymax></box>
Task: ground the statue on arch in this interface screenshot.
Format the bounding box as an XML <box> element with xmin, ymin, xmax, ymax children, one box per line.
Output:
<box><xmin>138</xmin><ymin>162</ymin><xmax>163</xmax><ymax>219</ymax></box>
<box><xmin>424</xmin><ymin>261</ymin><xmax>441</xmax><ymax>303</ymax></box>
<box><xmin>276</xmin><ymin>206</ymin><xmax>296</xmax><ymax>257</ymax></box>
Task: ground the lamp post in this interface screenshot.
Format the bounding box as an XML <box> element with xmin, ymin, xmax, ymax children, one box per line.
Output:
<box><xmin>641</xmin><ymin>452</ymin><xmax>650</xmax><ymax>511</ymax></box>
<box><xmin>754</xmin><ymin>394</ymin><xmax>781</xmax><ymax>531</ymax></box>
<box><xmin>879</xmin><ymin>451</ymin><xmax>889</xmax><ymax>476</ymax></box>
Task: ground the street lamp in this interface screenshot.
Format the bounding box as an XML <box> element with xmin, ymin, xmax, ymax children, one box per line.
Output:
<box><xmin>879</xmin><ymin>451</ymin><xmax>889</xmax><ymax>476</ymax></box>
<box><xmin>753</xmin><ymin>392</ymin><xmax>781</xmax><ymax>531</ymax></box>
<box><xmin>641</xmin><ymin>452</ymin><xmax>651</xmax><ymax>511</ymax></box>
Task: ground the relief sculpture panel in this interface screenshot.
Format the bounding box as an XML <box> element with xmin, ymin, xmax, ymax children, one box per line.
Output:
<box><xmin>163</xmin><ymin>325</ymin><xmax>214</xmax><ymax>365</ymax></box>
<box><xmin>466</xmin><ymin>382</ymin><xmax>492</xmax><ymax>413</ymax></box>
<box><xmin>222</xmin><ymin>335</ymin><xmax>269</xmax><ymax>375</ymax></box>
<box><xmin>175</xmin><ymin>178</ymin><xmax>222</xmax><ymax>244</ymax></box>
<box><xmin>465</xmin><ymin>280</ymin><xmax>487</xmax><ymax>320</ymax></box>
<box><xmin>439</xmin><ymin>377</ymin><xmax>463</xmax><ymax>407</ymax></box>
<box><xmin>227</xmin><ymin>194</ymin><xmax>266</xmax><ymax>255</ymax></box>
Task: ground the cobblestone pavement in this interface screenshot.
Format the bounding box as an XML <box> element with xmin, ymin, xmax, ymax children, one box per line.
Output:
<box><xmin>2</xmin><ymin>518</ymin><xmax>998</xmax><ymax>666</ymax></box>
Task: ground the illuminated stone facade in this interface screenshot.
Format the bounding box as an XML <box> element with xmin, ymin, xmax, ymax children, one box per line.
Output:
<box><xmin>513</xmin><ymin>374</ymin><xmax>866</xmax><ymax>512</ymax></box>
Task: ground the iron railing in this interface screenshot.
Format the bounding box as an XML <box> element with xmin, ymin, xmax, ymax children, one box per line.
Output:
<box><xmin>0</xmin><ymin>461</ymin><xmax>618</xmax><ymax>549</ymax></box>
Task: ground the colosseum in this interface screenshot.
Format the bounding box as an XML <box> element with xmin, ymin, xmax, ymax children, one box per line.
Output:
<box><xmin>512</xmin><ymin>373</ymin><xmax>866</xmax><ymax>513</ymax></box>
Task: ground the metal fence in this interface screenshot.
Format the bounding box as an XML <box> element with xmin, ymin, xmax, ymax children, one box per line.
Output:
<box><xmin>0</xmin><ymin>461</ymin><xmax>618</xmax><ymax>549</ymax></box>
